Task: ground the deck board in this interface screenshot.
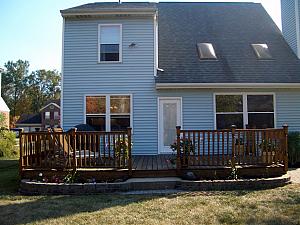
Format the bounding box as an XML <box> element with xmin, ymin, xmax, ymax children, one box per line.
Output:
<box><xmin>132</xmin><ymin>155</ymin><xmax>175</xmax><ymax>171</ymax></box>
<box><xmin>131</xmin><ymin>154</ymin><xmax>265</xmax><ymax>171</ymax></box>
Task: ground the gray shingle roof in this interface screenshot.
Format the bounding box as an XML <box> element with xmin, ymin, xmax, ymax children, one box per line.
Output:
<box><xmin>156</xmin><ymin>2</ymin><xmax>300</xmax><ymax>83</ymax></box>
<box><xmin>16</xmin><ymin>113</ymin><xmax>41</xmax><ymax>125</ymax></box>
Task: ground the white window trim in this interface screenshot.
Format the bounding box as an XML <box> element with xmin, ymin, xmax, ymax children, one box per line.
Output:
<box><xmin>213</xmin><ymin>92</ymin><xmax>276</xmax><ymax>129</ymax></box>
<box><xmin>84</xmin><ymin>94</ymin><xmax>133</xmax><ymax>132</ymax></box>
<box><xmin>98</xmin><ymin>24</ymin><xmax>122</xmax><ymax>63</ymax></box>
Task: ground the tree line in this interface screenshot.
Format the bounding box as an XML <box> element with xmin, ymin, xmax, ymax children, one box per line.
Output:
<box><xmin>1</xmin><ymin>60</ymin><xmax>61</xmax><ymax>126</ymax></box>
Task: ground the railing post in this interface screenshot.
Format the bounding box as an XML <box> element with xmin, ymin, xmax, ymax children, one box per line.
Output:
<box><xmin>231</xmin><ymin>125</ymin><xmax>237</xmax><ymax>164</ymax></box>
<box><xmin>19</xmin><ymin>129</ymin><xmax>23</xmax><ymax>177</ymax></box>
<box><xmin>282</xmin><ymin>124</ymin><xmax>289</xmax><ymax>172</ymax></box>
<box><xmin>176</xmin><ymin>126</ymin><xmax>181</xmax><ymax>173</ymax></box>
<box><xmin>70</xmin><ymin>128</ymin><xmax>77</xmax><ymax>170</ymax></box>
<box><xmin>127</xmin><ymin>127</ymin><xmax>132</xmax><ymax>176</ymax></box>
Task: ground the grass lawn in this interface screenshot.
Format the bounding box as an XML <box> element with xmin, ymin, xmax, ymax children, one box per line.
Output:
<box><xmin>0</xmin><ymin>159</ymin><xmax>299</xmax><ymax>225</ymax></box>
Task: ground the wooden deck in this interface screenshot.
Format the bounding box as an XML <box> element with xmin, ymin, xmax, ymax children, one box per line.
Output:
<box><xmin>132</xmin><ymin>154</ymin><xmax>175</xmax><ymax>171</ymax></box>
<box><xmin>19</xmin><ymin>126</ymin><xmax>288</xmax><ymax>180</ymax></box>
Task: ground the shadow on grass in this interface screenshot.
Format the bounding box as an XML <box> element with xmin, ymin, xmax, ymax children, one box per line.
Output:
<box><xmin>0</xmin><ymin>159</ymin><xmax>174</xmax><ymax>225</ymax></box>
<box><xmin>0</xmin><ymin>159</ymin><xmax>19</xmax><ymax>194</ymax></box>
<box><xmin>246</xmin><ymin>217</ymin><xmax>300</xmax><ymax>225</ymax></box>
<box><xmin>0</xmin><ymin>194</ymin><xmax>159</xmax><ymax>225</ymax></box>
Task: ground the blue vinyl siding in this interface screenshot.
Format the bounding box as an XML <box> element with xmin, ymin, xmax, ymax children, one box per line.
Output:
<box><xmin>281</xmin><ymin>0</ymin><xmax>299</xmax><ymax>56</ymax></box>
<box><xmin>62</xmin><ymin>16</ymin><xmax>157</xmax><ymax>155</ymax></box>
<box><xmin>276</xmin><ymin>90</ymin><xmax>300</xmax><ymax>131</ymax></box>
<box><xmin>158</xmin><ymin>90</ymin><xmax>214</xmax><ymax>130</ymax></box>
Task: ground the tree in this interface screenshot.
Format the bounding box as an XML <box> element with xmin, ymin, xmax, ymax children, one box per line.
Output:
<box><xmin>25</xmin><ymin>69</ymin><xmax>61</xmax><ymax>113</ymax></box>
<box><xmin>1</xmin><ymin>60</ymin><xmax>61</xmax><ymax>125</ymax></box>
<box><xmin>1</xmin><ymin>60</ymin><xmax>29</xmax><ymax>118</ymax></box>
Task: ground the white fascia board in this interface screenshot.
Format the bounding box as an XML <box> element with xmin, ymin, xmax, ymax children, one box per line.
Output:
<box><xmin>156</xmin><ymin>83</ymin><xmax>300</xmax><ymax>89</ymax></box>
<box><xmin>40</xmin><ymin>103</ymin><xmax>60</xmax><ymax>112</ymax></box>
<box><xmin>61</xmin><ymin>10</ymin><xmax>157</xmax><ymax>17</ymax></box>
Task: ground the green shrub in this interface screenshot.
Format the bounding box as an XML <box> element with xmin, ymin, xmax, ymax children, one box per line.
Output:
<box><xmin>288</xmin><ymin>132</ymin><xmax>300</xmax><ymax>167</ymax></box>
<box><xmin>0</xmin><ymin>129</ymin><xmax>17</xmax><ymax>158</ymax></box>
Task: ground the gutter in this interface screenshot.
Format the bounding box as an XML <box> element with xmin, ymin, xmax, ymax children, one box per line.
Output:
<box><xmin>155</xmin><ymin>83</ymin><xmax>300</xmax><ymax>89</ymax></box>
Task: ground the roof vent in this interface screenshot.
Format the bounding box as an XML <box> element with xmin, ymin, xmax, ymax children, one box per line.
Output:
<box><xmin>197</xmin><ymin>43</ymin><xmax>217</xmax><ymax>60</ymax></box>
<box><xmin>252</xmin><ymin>44</ymin><xmax>272</xmax><ymax>59</ymax></box>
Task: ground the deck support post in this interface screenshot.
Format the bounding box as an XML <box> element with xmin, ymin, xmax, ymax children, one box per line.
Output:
<box><xmin>282</xmin><ymin>124</ymin><xmax>289</xmax><ymax>172</ymax></box>
<box><xmin>70</xmin><ymin>128</ymin><xmax>77</xmax><ymax>171</ymax></box>
<box><xmin>176</xmin><ymin>126</ymin><xmax>181</xmax><ymax>174</ymax></box>
<box><xmin>19</xmin><ymin>129</ymin><xmax>23</xmax><ymax>177</ymax></box>
<box><xmin>127</xmin><ymin>127</ymin><xmax>132</xmax><ymax>176</ymax></box>
<box><xmin>231</xmin><ymin>125</ymin><xmax>237</xmax><ymax>165</ymax></box>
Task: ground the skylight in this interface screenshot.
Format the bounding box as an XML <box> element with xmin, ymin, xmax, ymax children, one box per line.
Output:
<box><xmin>197</xmin><ymin>43</ymin><xmax>217</xmax><ymax>60</ymax></box>
<box><xmin>252</xmin><ymin>44</ymin><xmax>272</xmax><ymax>59</ymax></box>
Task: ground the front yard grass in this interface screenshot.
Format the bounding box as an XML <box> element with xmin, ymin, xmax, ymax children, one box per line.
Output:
<box><xmin>0</xmin><ymin>158</ymin><xmax>299</xmax><ymax>225</ymax></box>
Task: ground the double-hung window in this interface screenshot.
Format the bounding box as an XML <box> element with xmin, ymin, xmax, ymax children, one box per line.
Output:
<box><xmin>247</xmin><ymin>95</ymin><xmax>274</xmax><ymax>128</ymax></box>
<box><xmin>98</xmin><ymin>24</ymin><xmax>122</xmax><ymax>62</ymax></box>
<box><xmin>110</xmin><ymin>96</ymin><xmax>130</xmax><ymax>131</ymax></box>
<box><xmin>216</xmin><ymin>95</ymin><xmax>244</xmax><ymax>129</ymax></box>
<box><xmin>215</xmin><ymin>93</ymin><xmax>275</xmax><ymax>129</ymax></box>
<box><xmin>86</xmin><ymin>95</ymin><xmax>131</xmax><ymax>131</ymax></box>
<box><xmin>86</xmin><ymin>96</ymin><xmax>106</xmax><ymax>131</ymax></box>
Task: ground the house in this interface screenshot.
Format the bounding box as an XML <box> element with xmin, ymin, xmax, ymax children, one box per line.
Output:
<box><xmin>0</xmin><ymin>69</ymin><xmax>10</xmax><ymax>128</ymax></box>
<box><xmin>281</xmin><ymin>0</ymin><xmax>300</xmax><ymax>58</ymax></box>
<box><xmin>60</xmin><ymin>2</ymin><xmax>300</xmax><ymax>156</ymax></box>
<box><xmin>40</xmin><ymin>99</ymin><xmax>61</xmax><ymax>130</ymax></box>
<box><xmin>16</xmin><ymin>99</ymin><xmax>60</xmax><ymax>132</ymax></box>
<box><xmin>15</xmin><ymin>113</ymin><xmax>42</xmax><ymax>132</ymax></box>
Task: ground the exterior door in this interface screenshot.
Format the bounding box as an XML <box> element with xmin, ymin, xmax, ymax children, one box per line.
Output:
<box><xmin>158</xmin><ymin>98</ymin><xmax>182</xmax><ymax>154</ymax></box>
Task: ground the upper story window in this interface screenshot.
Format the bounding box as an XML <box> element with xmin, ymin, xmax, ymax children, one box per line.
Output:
<box><xmin>252</xmin><ymin>44</ymin><xmax>272</xmax><ymax>59</ymax></box>
<box><xmin>197</xmin><ymin>43</ymin><xmax>217</xmax><ymax>60</ymax></box>
<box><xmin>98</xmin><ymin>24</ymin><xmax>122</xmax><ymax>62</ymax></box>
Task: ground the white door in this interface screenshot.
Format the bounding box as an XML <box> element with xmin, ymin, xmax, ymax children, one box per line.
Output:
<box><xmin>158</xmin><ymin>98</ymin><xmax>182</xmax><ymax>153</ymax></box>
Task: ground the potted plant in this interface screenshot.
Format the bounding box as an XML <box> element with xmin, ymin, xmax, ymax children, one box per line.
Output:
<box><xmin>114</xmin><ymin>138</ymin><xmax>132</xmax><ymax>166</ymax></box>
<box><xmin>170</xmin><ymin>138</ymin><xmax>195</xmax><ymax>167</ymax></box>
<box><xmin>46</xmin><ymin>149</ymin><xmax>68</xmax><ymax>170</ymax></box>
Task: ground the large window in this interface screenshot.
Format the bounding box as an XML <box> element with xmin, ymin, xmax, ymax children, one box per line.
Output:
<box><xmin>215</xmin><ymin>93</ymin><xmax>275</xmax><ymax>129</ymax></box>
<box><xmin>85</xmin><ymin>95</ymin><xmax>131</xmax><ymax>131</ymax></box>
<box><xmin>98</xmin><ymin>24</ymin><xmax>122</xmax><ymax>62</ymax></box>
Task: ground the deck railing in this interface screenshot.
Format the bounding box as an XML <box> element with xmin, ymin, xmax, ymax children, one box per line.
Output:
<box><xmin>19</xmin><ymin>125</ymin><xmax>288</xmax><ymax>177</ymax></box>
<box><xmin>176</xmin><ymin>125</ymin><xmax>288</xmax><ymax>172</ymax></box>
<box><xmin>19</xmin><ymin>128</ymin><xmax>132</xmax><ymax>174</ymax></box>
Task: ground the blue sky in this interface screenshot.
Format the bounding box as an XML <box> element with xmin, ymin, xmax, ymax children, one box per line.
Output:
<box><xmin>0</xmin><ymin>0</ymin><xmax>281</xmax><ymax>71</ymax></box>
